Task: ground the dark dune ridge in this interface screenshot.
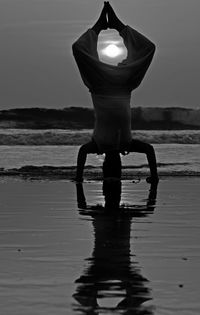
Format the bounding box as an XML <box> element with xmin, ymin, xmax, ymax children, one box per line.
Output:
<box><xmin>1</xmin><ymin>107</ymin><xmax>200</xmax><ymax>130</ymax></box>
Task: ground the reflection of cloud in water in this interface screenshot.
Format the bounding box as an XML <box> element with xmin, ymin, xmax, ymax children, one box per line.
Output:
<box><xmin>73</xmin><ymin>181</ymin><xmax>157</xmax><ymax>314</ymax></box>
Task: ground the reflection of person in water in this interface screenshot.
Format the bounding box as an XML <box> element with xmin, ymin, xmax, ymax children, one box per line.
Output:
<box><xmin>73</xmin><ymin>181</ymin><xmax>157</xmax><ymax>314</ymax></box>
<box><xmin>72</xmin><ymin>2</ymin><xmax>159</xmax><ymax>184</ymax></box>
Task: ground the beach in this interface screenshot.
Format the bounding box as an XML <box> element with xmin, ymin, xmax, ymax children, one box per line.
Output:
<box><xmin>0</xmin><ymin>177</ymin><xmax>200</xmax><ymax>315</ymax></box>
<box><xmin>1</xmin><ymin>0</ymin><xmax>200</xmax><ymax>313</ymax></box>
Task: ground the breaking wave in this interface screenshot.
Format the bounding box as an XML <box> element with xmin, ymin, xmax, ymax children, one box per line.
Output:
<box><xmin>1</xmin><ymin>129</ymin><xmax>200</xmax><ymax>145</ymax></box>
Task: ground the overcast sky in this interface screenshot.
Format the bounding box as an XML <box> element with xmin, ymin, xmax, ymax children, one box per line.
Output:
<box><xmin>0</xmin><ymin>0</ymin><xmax>199</xmax><ymax>109</ymax></box>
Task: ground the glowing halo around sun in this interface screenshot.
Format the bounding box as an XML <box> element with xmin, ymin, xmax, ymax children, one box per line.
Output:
<box><xmin>102</xmin><ymin>44</ymin><xmax>122</xmax><ymax>58</ymax></box>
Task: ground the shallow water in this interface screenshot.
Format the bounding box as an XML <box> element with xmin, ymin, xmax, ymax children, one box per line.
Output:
<box><xmin>1</xmin><ymin>144</ymin><xmax>200</xmax><ymax>176</ymax></box>
<box><xmin>0</xmin><ymin>178</ymin><xmax>200</xmax><ymax>314</ymax></box>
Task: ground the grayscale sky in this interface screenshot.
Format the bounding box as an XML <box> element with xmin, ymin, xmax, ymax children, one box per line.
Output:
<box><xmin>0</xmin><ymin>0</ymin><xmax>199</xmax><ymax>109</ymax></box>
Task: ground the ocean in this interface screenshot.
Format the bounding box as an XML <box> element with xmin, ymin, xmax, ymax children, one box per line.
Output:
<box><xmin>1</xmin><ymin>129</ymin><xmax>200</xmax><ymax>315</ymax></box>
<box><xmin>0</xmin><ymin>129</ymin><xmax>200</xmax><ymax>176</ymax></box>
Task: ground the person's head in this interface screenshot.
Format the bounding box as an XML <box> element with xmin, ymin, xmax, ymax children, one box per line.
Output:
<box><xmin>102</xmin><ymin>151</ymin><xmax>121</xmax><ymax>179</ymax></box>
<box><xmin>102</xmin><ymin>151</ymin><xmax>122</xmax><ymax>209</ymax></box>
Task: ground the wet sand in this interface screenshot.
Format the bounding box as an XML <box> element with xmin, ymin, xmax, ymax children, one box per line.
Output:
<box><xmin>0</xmin><ymin>178</ymin><xmax>200</xmax><ymax>314</ymax></box>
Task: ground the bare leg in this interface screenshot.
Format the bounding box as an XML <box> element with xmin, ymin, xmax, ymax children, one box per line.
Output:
<box><xmin>75</xmin><ymin>141</ymin><xmax>99</xmax><ymax>182</ymax></box>
<box><xmin>91</xmin><ymin>2</ymin><xmax>126</xmax><ymax>35</ymax></box>
<box><xmin>92</xmin><ymin>2</ymin><xmax>108</xmax><ymax>35</ymax></box>
<box><xmin>107</xmin><ymin>2</ymin><xmax>126</xmax><ymax>32</ymax></box>
<box><xmin>129</xmin><ymin>139</ymin><xmax>159</xmax><ymax>184</ymax></box>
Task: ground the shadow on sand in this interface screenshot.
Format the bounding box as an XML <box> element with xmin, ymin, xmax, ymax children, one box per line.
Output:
<box><xmin>73</xmin><ymin>179</ymin><xmax>158</xmax><ymax>314</ymax></box>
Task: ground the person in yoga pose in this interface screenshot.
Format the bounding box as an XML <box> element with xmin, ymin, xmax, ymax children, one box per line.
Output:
<box><xmin>72</xmin><ymin>2</ymin><xmax>159</xmax><ymax>184</ymax></box>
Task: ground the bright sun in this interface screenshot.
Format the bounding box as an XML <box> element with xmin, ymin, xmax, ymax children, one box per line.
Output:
<box><xmin>102</xmin><ymin>44</ymin><xmax>121</xmax><ymax>58</ymax></box>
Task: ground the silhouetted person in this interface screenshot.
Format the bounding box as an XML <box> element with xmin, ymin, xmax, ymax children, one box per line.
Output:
<box><xmin>72</xmin><ymin>2</ymin><xmax>159</xmax><ymax>184</ymax></box>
